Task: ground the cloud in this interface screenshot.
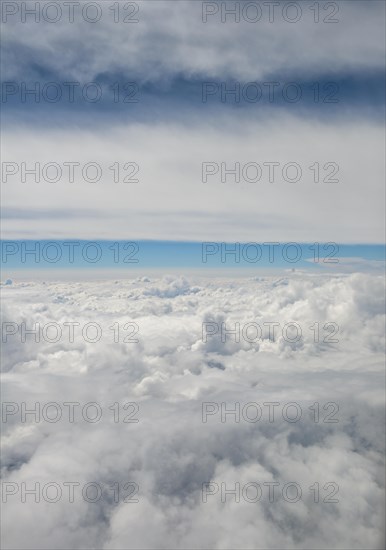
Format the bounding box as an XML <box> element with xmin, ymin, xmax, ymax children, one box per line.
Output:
<box><xmin>1</xmin><ymin>273</ymin><xmax>385</xmax><ymax>549</ymax></box>
<box><xmin>2</xmin><ymin>114</ymin><xmax>384</xmax><ymax>242</ymax></box>
<box><xmin>2</xmin><ymin>1</ymin><xmax>385</xmax><ymax>83</ymax></box>
<box><xmin>1</xmin><ymin>4</ymin><xmax>385</xmax><ymax>547</ymax></box>
<box><xmin>305</xmin><ymin>257</ymin><xmax>386</xmax><ymax>274</ymax></box>
<box><xmin>1</xmin><ymin>2</ymin><xmax>384</xmax><ymax>245</ymax></box>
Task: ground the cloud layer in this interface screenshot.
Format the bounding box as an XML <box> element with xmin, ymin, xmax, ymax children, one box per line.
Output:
<box><xmin>2</xmin><ymin>115</ymin><xmax>384</xmax><ymax>242</ymax></box>
<box><xmin>1</xmin><ymin>1</ymin><xmax>385</xmax><ymax>243</ymax></box>
<box><xmin>2</xmin><ymin>1</ymin><xmax>385</xmax><ymax>83</ymax></box>
<box><xmin>1</xmin><ymin>273</ymin><xmax>385</xmax><ymax>549</ymax></box>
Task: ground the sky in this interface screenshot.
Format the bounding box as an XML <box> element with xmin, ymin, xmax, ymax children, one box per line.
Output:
<box><xmin>0</xmin><ymin>241</ymin><xmax>385</xmax><ymax>276</ymax></box>
<box><xmin>0</xmin><ymin>3</ymin><xmax>385</xmax><ymax>550</ymax></box>
<box><xmin>1</xmin><ymin>0</ymin><xmax>385</xmax><ymax>272</ymax></box>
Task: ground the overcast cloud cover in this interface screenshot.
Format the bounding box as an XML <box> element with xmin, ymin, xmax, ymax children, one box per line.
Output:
<box><xmin>1</xmin><ymin>1</ymin><xmax>385</xmax><ymax>549</ymax></box>
<box><xmin>1</xmin><ymin>0</ymin><xmax>385</xmax><ymax>242</ymax></box>
<box><xmin>1</xmin><ymin>273</ymin><xmax>385</xmax><ymax>549</ymax></box>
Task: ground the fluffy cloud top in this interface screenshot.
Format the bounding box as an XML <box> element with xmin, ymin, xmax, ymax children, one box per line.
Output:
<box><xmin>1</xmin><ymin>273</ymin><xmax>385</xmax><ymax>549</ymax></box>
